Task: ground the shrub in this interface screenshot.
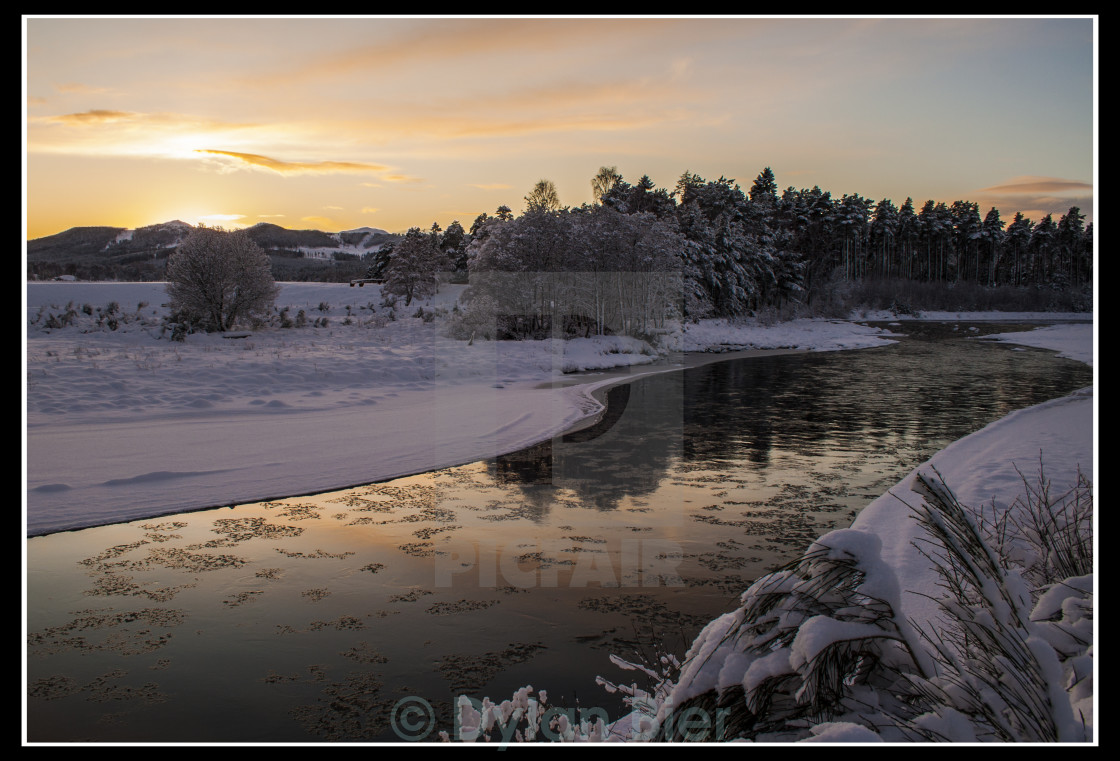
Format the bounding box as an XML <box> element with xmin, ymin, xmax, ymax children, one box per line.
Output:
<box><xmin>165</xmin><ymin>225</ymin><xmax>279</xmax><ymax>332</ymax></box>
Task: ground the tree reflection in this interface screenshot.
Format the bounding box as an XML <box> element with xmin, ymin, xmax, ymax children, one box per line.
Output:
<box><xmin>489</xmin><ymin>324</ymin><xmax>1091</xmax><ymax>517</ymax></box>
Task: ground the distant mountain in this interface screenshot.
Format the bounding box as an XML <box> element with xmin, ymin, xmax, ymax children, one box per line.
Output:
<box><xmin>340</xmin><ymin>226</ymin><xmax>390</xmax><ymax>236</ymax></box>
<box><xmin>28</xmin><ymin>220</ymin><xmax>193</xmax><ymax>265</ymax></box>
<box><xmin>27</xmin><ymin>221</ymin><xmax>402</xmax><ymax>281</ymax></box>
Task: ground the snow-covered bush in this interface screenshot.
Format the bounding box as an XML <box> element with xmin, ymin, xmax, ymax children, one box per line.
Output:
<box><xmin>165</xmin><ymin>226</ymin><xmax>279</xmax><ymax>332</ymax></box>
<box><xmin>653</xmin><ymin>528</ymin><xmax>928</xmax><ymax>742</ymax></box>
<box><xmin>444</xmin><ymin>293</ymin><xmax>499</xmax><ymax>342</ymax></box>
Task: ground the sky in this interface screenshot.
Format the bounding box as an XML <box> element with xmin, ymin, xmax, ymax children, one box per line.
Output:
<box><xmin>23</xmin><ymin>15</ymin><xmax>1097</xmax><ymax>239</ymax></box>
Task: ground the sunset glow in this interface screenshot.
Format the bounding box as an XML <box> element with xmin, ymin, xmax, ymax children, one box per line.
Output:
<box><xmin>24</xmin><ymin>16</ymin><xmax>1096</xmax><ymax>239</ymax></box>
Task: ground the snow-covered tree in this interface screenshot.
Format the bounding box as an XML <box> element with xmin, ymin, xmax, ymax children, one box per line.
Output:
<box><xmin>978</xmin><ymin>207</ymin><xmax>1005</xmax><ymax>285</ymax></box>
<box><xmin>869</xmin><ymin>198</ymin><xmax>899</xmax><ymax>278</ymax></box>
<box><xmin>748</xmin><ymin>167</ymin><xmax>778</xmax><ymax>206</ymax></box>
<box><xmin>383</xmin><ymin>226</ymin><xmax>444</xmax><ymax>306</ymax></box>
<box><xmin>165</xmin><ymin>225</ymin><xmax>278</xmax><ymax>332</ymax></box>
<box><xmin>951</xmin><ymin>200</ymin><xmax>983</xmax><ymax>283</ymax></box>
<box><xmin>439</xmin><ymin>220</ymin><xmax>470</xmax><ymax>282</ymax></box>
<box><xmin>1056</xmin><ymin>207</ymin><xmax>1087</xmax><ymax>285</ymax></box>
<box><xmin>1004</xmin><ymin>212</ymin><xmax>1033</xmax><ymax>286</ymax></box>
<box><xmin>1030</xmin><ymin>214</ymin><xmax>1057</xmax><ymax>284</ymax></box>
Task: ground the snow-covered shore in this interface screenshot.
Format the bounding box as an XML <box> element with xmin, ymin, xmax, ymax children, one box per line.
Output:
<box><xmin>25</xmin><ymin>282</ymin><xmax>894</xmax><ymax>536</ymax></box>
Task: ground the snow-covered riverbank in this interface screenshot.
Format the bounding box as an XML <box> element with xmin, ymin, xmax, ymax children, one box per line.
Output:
<box><xmin>25</xmin><ymin>282</ymin><xmax>895</xmax><ymax>536</ymax></box>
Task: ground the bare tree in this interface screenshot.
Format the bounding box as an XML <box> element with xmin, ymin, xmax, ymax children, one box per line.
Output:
<box><xmin>524</xmin><ymin>179</ymin><xmax>562</xmax><ymax>213</ymax></box>
<box><xmin>165</xmin><ymin>225</ymin><xmax>279</xmax><ymax>332</ymax></box>
<box><xmin>590</xmin><ymin>165</ymin><xmax>622</xmax><ymax>204</ymax></box>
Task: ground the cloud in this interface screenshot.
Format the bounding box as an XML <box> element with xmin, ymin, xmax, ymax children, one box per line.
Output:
<box><xmin>468</xmin><ymin>183</ymin><xmax>512</xmax><ymax>190</ymax></box>
<box><xmin>196</xmin><ymin>150</ymin><xmax>389</xmax><ymax>176</ymax></box>
<box><xmin>242</xmin><ymin>19</ymin><xmax>653</xmax><ymax>87</ymax></box>
<box><xmin>44</xmin><ymin>109</ymin><xmax>138</xmax><ymax>125</ymax></box>
<box><xmin>361</xmin><ymin>207</ymin><xmax>380</xmax><ymax>214</ymax></box>
<box><xmin>198</xmin><ymin>213</ymin><xmax>245</xmax><ymax>222</ymax></box>
<box><xmin>54</xmin><ymin>82</ymin><xmax>110</xmax><ymax>95</ymax></box>
<box><xmin>382</xmin><ymin>174</ymin><xmax>424</xmax><ymax>184</ymax></box>
<box><xmin>976</xmin><ymin>176</ymin><xmax>1092</xmax><ymax>195</ymax></box>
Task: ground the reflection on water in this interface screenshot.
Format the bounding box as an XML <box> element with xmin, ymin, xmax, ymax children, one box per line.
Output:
<box><xmin>26</xmin><ymin>323</ymin><xmax>1092</xmax><ymax>742</ymax></box>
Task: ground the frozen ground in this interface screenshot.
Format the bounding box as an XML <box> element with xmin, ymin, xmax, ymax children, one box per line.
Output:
<box><xmin>26</xmin><ymin>281</ymin><xmax>895</xmax><ymax>536</ymax></box>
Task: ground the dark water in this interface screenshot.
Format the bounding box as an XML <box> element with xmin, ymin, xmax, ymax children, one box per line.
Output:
<box><xmin>25</xmin><ymin>322</ymin><xmax>1092</xmax><ymax>742</ymax></box>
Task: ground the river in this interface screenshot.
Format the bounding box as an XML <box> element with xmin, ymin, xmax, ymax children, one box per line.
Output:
<box><xmin>25</xmin><ymin>321</ymin><xmax>1092</xmax><ymax>742</ymax></box>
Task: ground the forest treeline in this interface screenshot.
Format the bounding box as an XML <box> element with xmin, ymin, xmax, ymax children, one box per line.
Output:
<box><xmin>376</xmin><ymin>167</ymin><xmax>1092</xmax><ymax>339</ymax></box>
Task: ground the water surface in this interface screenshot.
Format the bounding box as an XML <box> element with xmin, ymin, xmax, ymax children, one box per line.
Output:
<box><xmin>26</xmin><ymin>322</ymin><xmax>1092</xmax><ymax>742</ymax></box>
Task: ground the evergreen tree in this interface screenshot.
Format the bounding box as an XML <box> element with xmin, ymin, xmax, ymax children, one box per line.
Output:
<box><xmin>469</xmin><ymin>212</ymin><xmax>491</xmax><ymax>237</ymax></box>
<box><xmin>749</xmin><ymin>167</ymin><xmax>778</xmax><ymax>205</ymax></box>
<box><xmin>1056</xmin><ymin>207</ymin><xmax>1086</xmax><ymax>285</ymax></box>
<box><xmin>1030</xmin><ymin>214</ymin><xmax>1057</xmax><ymax>284</ymax></box>
<box><xmin>978</xmin><ymin>207</ymin><xmax>1005</xmax><ymax>286</ymax></box>
<box><xmin>383</xmin><ymin>227</ymin><xmax>443</xmax><ymax>306</ymax></box>
<box><xmin>601</xmin><ymin>173</ymin><xmax>675</xmax><ymax>218</ymax></box>
<box><xmin>1004</xmin><ymin>212</ymin><xmax>1033</xmax><ymax>286</ymax></box>
<box><xmin>441</xmin><ymin>220</ymin><xmax>470</xmax><ymax>283</ymax></box>
<box><xmin>869</xmin><ymin>198</ymin><xmax>899</xmax><ymax>278</ymax></box>
<box><xmin>897</xmin><ymin>198</ymin><xmax>918</xmax><ymax>280</ymax></box>
<box><xmin>365</xmin><ymin>240</ymin><xmax>393</xmax><ymax>280</ymax></box>
<box><xmin>836</xmin><ymin>193</ymin><xmax>872</xmax><ymax>280</ymax></box>
<box><xmin>950</xmin><ymin>201</ymin><xmax>982</xmax><ymax>283</ymax></box>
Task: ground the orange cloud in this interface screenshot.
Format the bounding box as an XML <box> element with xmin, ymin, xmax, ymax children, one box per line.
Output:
<box><xmin>242</xmin><ymin>19</ymin><xmax>667</xmax><ymax>88</ymax></box>
<box><xmin>977</xmin><ymin>176</ymin><xmax>1092</xmax><ymax>195</ymax></box>
<box><xmin>196</xmin><ymin>150</ymin><xmax>389</xmax><ymax>175</ymax></box>
<box><xmin>44</xmin><ymin>109</ymin><xmax>138</xmax><ymax>125</ymax></box>
<box><xmin>54</xmin><ymin>82</ymin><xmax>110</xmax><ymax>95</ymax></box>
